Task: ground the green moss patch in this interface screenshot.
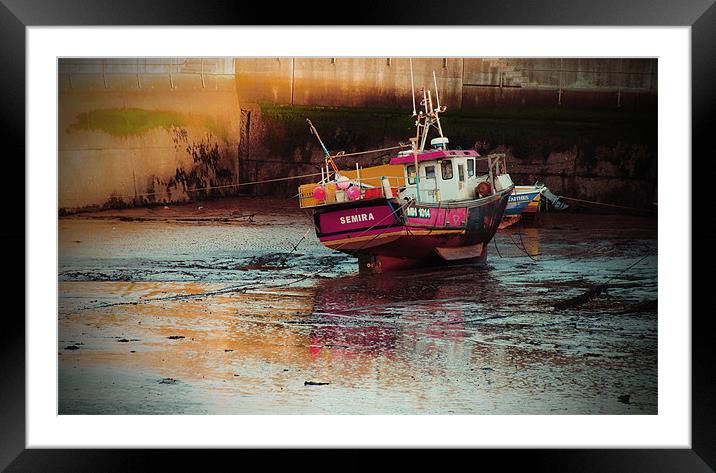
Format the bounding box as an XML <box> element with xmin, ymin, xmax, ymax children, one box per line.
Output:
<box><xmin>68</xmin><ymin>108</ymin><xmax>186</xmax><ymax>137</ymax></box>
<box><xmin>204</xmin><ymin>117</ymin><xmax>230</xmax><ymax>143</ymax></box>
<box><xmin>258</xmin><ymin>102</ymin><xmax>655</xmax><ymax>157</ymax></box>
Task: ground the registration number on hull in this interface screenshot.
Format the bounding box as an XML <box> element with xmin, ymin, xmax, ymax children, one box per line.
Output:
<box><xmin>406</xmin><ymin>207</ymin><xmax>431</xmax><ymax>219</ymax></box>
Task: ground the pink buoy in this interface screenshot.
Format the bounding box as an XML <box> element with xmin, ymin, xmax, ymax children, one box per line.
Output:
<box><xmin>346</xmin><ymin>186</ymin><xmax>361</xmax><ymax>200</ymax></box>
<box><xmin>312</xmin><ymin>186</ymin><xmax>326</xmax><ymax>201</ymax></box>
<box><xmin>336</xmin><ymin>174</ymin><xmax>351</xmax><ymax>190</ymax></box>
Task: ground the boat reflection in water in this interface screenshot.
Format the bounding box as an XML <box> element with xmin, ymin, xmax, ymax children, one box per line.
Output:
<box><xmin>305</xmin><ymin>264</ymin><xmax>503</xmax><ymax>358</ymax></box>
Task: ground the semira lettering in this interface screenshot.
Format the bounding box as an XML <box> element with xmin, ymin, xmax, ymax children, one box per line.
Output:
<box><xmin>339</xmin><ymin>213</ymin><xmax>376</xmax><ymax>225</ymax></box>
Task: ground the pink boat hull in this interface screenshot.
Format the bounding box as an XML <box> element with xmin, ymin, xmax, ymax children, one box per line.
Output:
<box><xmin>313</xmin><ymin>188</ymin><xmax>512</xmax><ymax>272</ymax></box>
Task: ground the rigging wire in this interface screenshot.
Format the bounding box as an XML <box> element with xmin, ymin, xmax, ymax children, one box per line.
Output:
<box><xmin>559</xmin><ymin>196</ymin><xmax>656</xmax><ymax>214</ymax></box>
<box><xmin>326</xmin><ymin>143</ymin><xmax>410</xmax><ymax>159</ymax></box>
<box><xmin>65</xmin><ymin>143</ymin><xmax>410</xmax><ymax>208</ymax></box>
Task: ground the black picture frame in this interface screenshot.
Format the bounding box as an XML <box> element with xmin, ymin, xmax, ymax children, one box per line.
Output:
<box><xmin>4</xmin><ymin>0</ymin><xmax>713</xmax><ymax>470</ymax></box>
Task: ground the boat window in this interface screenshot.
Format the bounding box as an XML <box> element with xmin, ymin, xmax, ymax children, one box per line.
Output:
<box><xmin>406</xmin><ymin>165</ymin><xmax>416</xmax><ymax>185</ymax></box>
<box><xmin>467</xmin><ymin>158</ymin><xmax>475</xmax><ymax>177</ymax></box>
<box><xmin>425</xmin><ymin>166</ymin><xmax>436</xmax><ymax>179</ymax></box>
<box><xmin>458</xmin><ymin>164</ymin><xmax>465</xmax><ymax>182</ymax></box>
<box><xmin>440</xmin><ymin>160</ymin><xmax>453</xmax><ymax>180</ymax></box>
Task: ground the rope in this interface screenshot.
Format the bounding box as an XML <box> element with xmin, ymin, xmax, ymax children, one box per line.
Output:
<box><xmin>552</xmin><ymin>253</ymin><xmax>653</xmax><ymax>310</ymax></box>
<box><xmin>329</xmin><ymin>144</ymin><xmax>409</xmax><ymax>159</ymax></box>
<box><xmin>493</xmin><ymin>219</ymin><xmax>540</xmax><ymax>260</ymax></box>
<box><xmin>65</xmin><ymin>142</ymin><xmax>408</xmax><ymax>206</ymax></box>
<box><xmin>492</xmin><ymin>236</ymin><xmax>504</xmax><ymax>258</ymax></box>
<box><xmin>514</xmin><ymin>220</ymin><xmax>540</xmax><ymax>261</ymax></box>
<box><xmin>559</xmin><ymin>196</ymin><xmax>656</xmax><ymax>213</ymax></box>
<box><xmin>67</xmin><ymin>171</ymin><xmax>325</xmax><ymax>205</ymax></box>
<box><xmin>77</xmin><ymin>197</ymin><xmax>417</xmax><ymax>311</ymax></box>
<box><xmin>273</xmin><ymin>197</ymin><xmax>417</xmax><ymax>287</ymax></box>
<box><xmin>276</xmin><ymin>227</ymin><xmax>312</xmax><ymax>267</ymax></box>
<box><xmin>604</xmin><ymin>253</ymin><xmax>652</xmax><ymax>285</ymax></box>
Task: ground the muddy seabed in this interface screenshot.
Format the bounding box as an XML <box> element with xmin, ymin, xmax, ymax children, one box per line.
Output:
<box><xmin>58</xmin><ymin>197</ymin><xmax>657</xmax><ymax>414</ymax></box>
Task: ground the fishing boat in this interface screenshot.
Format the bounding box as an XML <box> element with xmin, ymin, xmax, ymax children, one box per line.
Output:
<box><xmin>297</xmin><ymin>68</ymin><xmax>514</xmax><ymax>272</ymax></box>
<box><xmin>500</xmin><ymin>182</ymin><xmax>569</xmax><ymax>228</ymax></box>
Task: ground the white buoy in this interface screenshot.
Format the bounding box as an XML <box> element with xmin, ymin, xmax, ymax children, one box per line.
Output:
<box><xmin>381</xmin><ymin>176</ymin><xmax>393</xmax><ymax>198</ymax></box>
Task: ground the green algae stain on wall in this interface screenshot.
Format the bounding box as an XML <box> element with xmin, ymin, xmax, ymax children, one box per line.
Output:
<box><xmin>204</xmin><ymin>117</ymin><xmax>230</xmax><ymax>143</ymax></box>
<box><xmin>66</xmin><ymin>108</ymin><xmax>231</xmax><ymax>143</ymax></box>
<box><xmin>67</xmin><ymin>108</ymin><xmax>186</xmax><ymax>137</ymax></box>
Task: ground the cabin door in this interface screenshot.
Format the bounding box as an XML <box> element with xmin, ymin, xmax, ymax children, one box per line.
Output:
<box><xmin>418</xmin><ymin>163</ymin><xmax>438</xmax><ymax>203</ymax></box>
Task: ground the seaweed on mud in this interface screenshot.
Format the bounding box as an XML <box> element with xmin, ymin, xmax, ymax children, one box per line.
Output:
<box><xmin>553</xmin><ymin>284</ymin><xmax>609</xmax><ymax>310</ymax></box>
<box><xmin>102</xmin><ymin>196</ymin><xmax>128</xmax><ymax>210</ymax></box>
<box><xmin>237</xmin><ymin>253</ymin><xmax>293</xmax><ymax>271</ymax></box>
<box><xmin>621</xmin><ymin>299</ymin><xmax>658</xmax><ymax>314</ymax></box>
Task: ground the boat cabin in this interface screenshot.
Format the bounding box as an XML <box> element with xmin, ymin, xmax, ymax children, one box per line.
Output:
<box><xmin>298</xmin><ymin>148</ymin><xmax>510</xmax><ymax>209</ymax></box>
<box><xmin>297</xmin><ymin>81</ymin><xmax>512</xmax><ymax>209</ymax></box>
<box><xmin>389</xmin><ymin>140</ymin><xmax>509</xmax><ymax>204</ymax></box>
<box><xmin>391</xmin><ymin>149</ymin><xmax>480</xmax><ymax>202</ymax></box>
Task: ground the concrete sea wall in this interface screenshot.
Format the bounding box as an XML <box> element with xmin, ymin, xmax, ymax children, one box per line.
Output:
<box><xmin>238</xmin><ymin>104</ymin><xmax>657</xmax><ymax>209</ymax></box>
<box><xmin>235</xmin><ymin>58</ymin><xmax>657</xmax><ymax>112</ymax></box>
<box><xmin>58</xmin><ymin>57</ymin><xmax>657</xmax><ymax>212</ymax></box>
<box><xmin>235</xmin><ymin>58</ymin><xmax>657</xmax><ymax>209</ymax></box>
<box><xmin>59</xmin><ymin>58</ymin><xmax>240</xmax><ymax>212</ymax></box>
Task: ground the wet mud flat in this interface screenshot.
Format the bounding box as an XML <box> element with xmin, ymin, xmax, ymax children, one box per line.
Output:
<box><xmin>59</xmin><ymin>197</ymin><xmax>657</xmax><ymax>414</ymax></box>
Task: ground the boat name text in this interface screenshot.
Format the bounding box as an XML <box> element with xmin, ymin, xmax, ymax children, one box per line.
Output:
<box><xmin>340</xmin><ymin>213</ymin><xmax>376</xmax><ymax>225</ymax></box>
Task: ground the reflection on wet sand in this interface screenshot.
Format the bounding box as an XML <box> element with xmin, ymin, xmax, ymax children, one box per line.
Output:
<box><xmin>59</xmin><ymin>199</ymin><xmax>657</xmax><ymax>414</ymax></box>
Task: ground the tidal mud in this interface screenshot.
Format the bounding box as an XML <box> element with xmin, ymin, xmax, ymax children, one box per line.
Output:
<box><xmin>59</xmin><ymin>197</ymin><xmax>657</xmax><ymax>414</ymax></box>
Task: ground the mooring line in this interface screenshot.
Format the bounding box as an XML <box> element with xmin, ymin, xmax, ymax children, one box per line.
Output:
<box><xmin>267</xmin><ymin>197</ymin><xmax>417</xmax><ymax>288</ymax></box>
<box><xmin>327</xmin><ymin>143</ymin><xmax>410</xmax><ymax>159</ymax></box>
<box><xmin>66</xmin><ymin>143</ymin><xmax>411</xmax><ymax>207</ymax></box>
<box><xmin>559</xmin><ymin>196</ymin><xmax>656</xmax><ymax>214</ymax></box>
<box><xmin>514</xmin><ymin>220</ymin><xmax>540</xmax><ymax>261</ymax></box>
<box><xmin>65</xmin><ymin>171</ymin><xmax>326</xmax><ymax>206</ymax></box>
<box><xmin>75</xmin><ymin>281</ymin><xmax>261</xmax><ymax>311</ymax></box>
<box><xmin>74</xmin><ymin>198</ymin><xmax>417</xmax><ymax>311</ymax></box>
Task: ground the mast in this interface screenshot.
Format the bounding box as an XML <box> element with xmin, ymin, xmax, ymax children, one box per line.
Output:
<box><xmin>411</xmin><ymin>136</ymin><xmax>420</xmax><ymax>204</ymax></box>
<box><xmin>420</xmin><ymin>89</ymin><xmax>431</xmax><ymax>151</ymax></box>
<box><xmin>307</xmin><ymin>118</ymin><xmax>337</xmax><ymax>181</ymax></box>
<box><xmin>405</xmin><ymin>63</ymin><xmax>453</xmax><ymax>200</ymax></box>
<box><xmin>409</xmin><ymin>58</ymin><xmax>417</xmax><ymax>117</ymax></box>
<box><xmin>433</xmin><ymin>71</ymin><xmax>445</xmax><ymax>139</ymax></box>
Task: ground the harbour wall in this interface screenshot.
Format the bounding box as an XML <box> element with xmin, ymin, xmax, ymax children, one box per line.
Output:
<box><xmin>59</xmin><ymin>58</ymin><xmax>241</xmax><ymax>212</ymax></box>
<box><xmin>59</xmin><ymin>58</ymin><xmax>657</xmax><ymax>212</ymax></box>
<box><xmin>235</xmin><ymin>58</ymin><xmax>657</xmax><ymax>111</ymax></box>
<box><xmin>236</xmin><ymin>58</ymin><xmax>657</xmax><ymax>209</ymax></box>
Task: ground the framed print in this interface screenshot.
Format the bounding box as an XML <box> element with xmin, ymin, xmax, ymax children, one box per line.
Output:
<box><xmin>7</xmin><ymin>0</ymin><xmax>715</xmax><ymax>470</ymax></box>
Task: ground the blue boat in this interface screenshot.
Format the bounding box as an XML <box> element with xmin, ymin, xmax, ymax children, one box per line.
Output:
<box><xmin>500</xmin><ymin>183</ymin><xmax>568</xmax><ymax>228</ymax></box>
<box><xmin>505</xmin><ymin>186</ymin><xmax>543</xmax><ymax>216</ymax></box>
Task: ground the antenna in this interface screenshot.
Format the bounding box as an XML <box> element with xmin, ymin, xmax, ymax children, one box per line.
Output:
<box><xmin>306</xmin><ymin>118</ymin><xmax>330</xmax><ymax>158</ymax></box>
<box><xmin>432</xmin><ymin>71</ymin><xmax>445</xmax><ymax>139</ymax></box>
<box><xmin>307</xmin><ymin>118</ymin><xmax>337</xmax><ymax>178</ymax></box>
<box><xmin>409</xmin><ymin>58</ymin><xmax>417</xmax><ymax>116</ymax></box>
<box><xmin>433</xmin><ymin>70</ymin><xmax>441</xmax><ymax>111</ymax></box>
